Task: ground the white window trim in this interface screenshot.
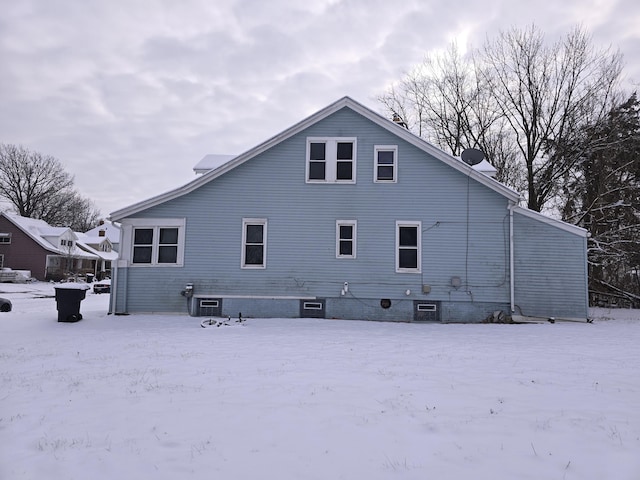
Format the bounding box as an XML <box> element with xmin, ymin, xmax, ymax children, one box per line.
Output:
<box><xmin>241</xmin><ymin>218</ymin><xmax>267</xmax><ymax>269</ymax></box>
<box><xmin>396</xmin><ymin>221</ymin><xmax>421</xmax><ymax>273</ymax></box>
<box><xmin>0</xmin><ymin>233</ymin><xmax>11</xmax><ymax>244</ymax></box>
<box><xmin>120</xmin><ymin>218</ymin><xmax>186</xmax><ymax>267</ymax></box>
<box><xmin>306</xmin><ymin>137</ymin><xmax>357</xmax><ymax>184</ymax></box>
<box><xmin>336</xmin><ymin>220</ymin><xmax>357</xmax><ymax>259</ymax></box>
<box><xmin>374</xmin><ymin>145</ymin><xmax>398</xmax><ymax>183</ymax></box>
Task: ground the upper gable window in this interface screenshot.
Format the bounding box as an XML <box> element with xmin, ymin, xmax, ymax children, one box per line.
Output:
<box><xmin>374</xmin><ymin>145</ymin><xmax>398</xmax><ymax>183</ymax></box>
<box><xmin>0</xmin><ymin>233</ymin><xmax>11</xmax><ymax>244</ymax></box>
<box><xmin>306</xmin><ymin>137</ymin><xmax>356</xmax><ymax>183</ymax></box>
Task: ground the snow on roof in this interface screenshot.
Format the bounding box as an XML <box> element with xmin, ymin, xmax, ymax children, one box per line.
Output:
<box><xmin>2</xmin><ymin>212</ymin><xmax>98</xmax><ymax>259</ymax></box>
<box><xmin>84</xmin><ymin>220</ymin><xmax>121</xmax><ymax>244</ymax></box>
<box><xmin>193</xmin><ymin>154</ymin><xmax>237</xmax><ymax>174</ymax></box>
<box><xmin>472</xmin><ymin>159</ymin><xmax>497</xmax><ymax>177</ymax></box>
<box><xmin>455</xmin><ymin>157</ymin><xmax>498</xmax><ymax>177</ymax></box>
<box><xmin>75</xmin><ymin>232</ymin><xmax>119</xmax><ymax>261</ymax></box>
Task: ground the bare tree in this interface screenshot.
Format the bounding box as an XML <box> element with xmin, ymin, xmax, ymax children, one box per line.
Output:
<box><xmin>0</xmin><ymin>144</ymin><xmax>101</xmax><ymax>230</ymax></box>
<box><xmin>482</xmin><ymin>25</ymin><xmax>623</xmax><ymax>211</ymax></box>
<box><xmin>378</xmin><ymin>43</ymin><xmax>525</xmax><ymax>191</ymax></box>
<box><xmin>378</xmin><ymin>25</ymin><xmax>624</xmax><ymax>211</ymax></box>
<box><xmin>560</xmin><ymin>94</ymin><xmax>640</xmax><ymax>306</ymax></box>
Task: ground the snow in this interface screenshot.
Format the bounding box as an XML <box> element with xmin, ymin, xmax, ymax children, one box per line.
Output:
<box><xmin>1</xmin><ymin>283</ymin><xmax>639</xmax><ymax>480</ymax></box>
<box><xmin>53</xmin><ymin>283</ymin><xmax>91</xmax><ymax>290</ymax></box>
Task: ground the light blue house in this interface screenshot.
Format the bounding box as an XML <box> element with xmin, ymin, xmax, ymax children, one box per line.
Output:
<box><xmin>109</xmin><ymin>97</ymin><xmax>588</xmax><ymax>322</ymax></box>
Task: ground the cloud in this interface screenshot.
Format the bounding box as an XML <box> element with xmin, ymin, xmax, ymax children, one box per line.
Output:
<box><xmin>1</xmin><ymin>0</ymin><xmax>638</xmax><ymax>217</ymax></box>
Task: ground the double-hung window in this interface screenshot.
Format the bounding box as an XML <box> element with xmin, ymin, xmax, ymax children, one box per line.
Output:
<box><xmin>133</xmin><ymin>227</ymin><xmax>179</xmax><ymax>264</ymax></box>
<box><xmin>336</xmin><ymin>220</ymin><xmax>357</xmax><ymax>258</ymax></box>
<box><xmin>242</xmin><ymin>218</ymin><xmax>267</xmax><ymax>268</ymax></box>
<box><xmin>374</xmin><ymin>145</ymin><xmax>397</xmax><ymax>182</ymax></box>
<box><xmin>306</xmin><ymin>137</ymin><xmax>356</xmax><ymax>183</ymax></box>
<box><xmin>124</xmin><ymin>218</ymin><xmax>185</xmax><ymax>267</ymax></box>
<box><xmin>396</xmin><ymin>221</ymin><xmax>421</xmax><ymax>273</ymax></box>
<box><xmin>0</xmin><ymin>233</ymin><xmax>11</xmax><ymax>244</ymax></box>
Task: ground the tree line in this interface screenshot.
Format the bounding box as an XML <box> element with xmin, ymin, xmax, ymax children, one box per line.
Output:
<box><xmin>379</xmin><ymin>24</ymin><xmax>639</xmax><ymax>306</ymax></box>
<box><xmin>0</xmin><ymin>143</ymin><xmax>101</xmax><ymax>232</ymax></box>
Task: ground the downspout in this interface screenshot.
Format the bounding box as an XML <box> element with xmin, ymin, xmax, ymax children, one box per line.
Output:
<box><xmin>508</xmin><ymin>202</ymin><xmax>515</xmax><ymax>314</ymax></box>
<box><xmin>109</xmin><ymin>220</ymin><xmax>126</xmax><ymax>315</ymax></box>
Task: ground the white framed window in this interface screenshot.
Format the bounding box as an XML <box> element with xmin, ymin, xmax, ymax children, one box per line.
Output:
<box><xmin>242</xmin><ymin>218</ymin><xmax>267</xmax><ymax>269</ymax></box>
<box><xmin>396</xmin><ymin>221</ymin><xmax>421</xmax><ymax>273</ymax></box>
<box><xmin>374</xmin><ymin>145</ymin><xmax>397</xmax><ymax>182</ymax></box>
<box><xmin>306</xmin><ymin>137</ymin><xmax>356</xmax><ymax>183</ymax></box>
<box><xmin>0</xmin><ymin>254</ymin><xmax>3</xmax><ymax>268</ymax></box>
<box><xmin>0</xmin><ymin>233</ymin><xmax>11</xmax><ymax>244</ymax></box>
<box><xmin>336</xmin><ymin>220</ymin><xmax>357</xmax><ymax>258</ymax></box>
<box><xmin>121</xmin><ymin>218</ymin><xmax>186</xmax><ymax>267</ymax></box>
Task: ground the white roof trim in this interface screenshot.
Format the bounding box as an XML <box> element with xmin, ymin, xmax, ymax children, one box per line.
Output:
<box><xmin>513</xmin><ymin>206</ymin><xmax>588</xmax><ymax>237</ymax></box>
<box><xmin>110</xmin><ymin>96</ymin><xmax>521</xmax><ymax>221</ymax></box>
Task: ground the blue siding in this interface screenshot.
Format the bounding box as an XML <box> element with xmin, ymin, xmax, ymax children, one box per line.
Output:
<box><xmin>513</xmin><ymin>211</ymin><xmax>588</xmax><ymax>319</ymax></box>
<box><xmin>115</xmin><ymin>107</ymin><xmax>515</xmax><ymax>321</ymax></box>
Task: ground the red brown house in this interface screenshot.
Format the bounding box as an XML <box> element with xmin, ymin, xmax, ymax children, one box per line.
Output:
<box><xmin>0</xmin><ymin>212</ymin><xmax>99</xmax><ymax>281</ymax></box>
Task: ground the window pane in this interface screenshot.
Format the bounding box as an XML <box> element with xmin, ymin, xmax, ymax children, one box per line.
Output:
<box><xmin>377</xmin><ymin>166</ymin><xmax>394</xmax><ymax>180</ymax></box>
<box><xmin>159</xmin><ymin>227</ymin><xmax>178</xmax><ymax>244</ymax></box>
<box><xmin>336</xmin><ymin>161</ymin><xmax>352</xmax><ymax>180</ymax></box>
<box><xmin>245</xmin><ymin>245</ymin><xmax>264</xmax><ymax>265</ymax></box>
<box><xmin>134</xmin><ymin>228</ymin><xmax>153</xmax><ymax>245</ymax></box>
<box><xmin>339</xmin><ymin>225</ymin><xmax>353</xmax><ymax>240</ymax></box>
<box><xmin>378</xmin><ymin>150</ymin><xmax>394</xmax><ymax>164</ymax></box>
<box><xmin>133</xmin><ymin>246</ymin><xmax>152</xmax><ymax>263</ymax></box>
<box><xmin>399</xmin><ymin>226</ymin><xmax>417</xmax><ymax>246</ymax></box>
<box><xmin>399</xmin><ymin>249</ymin><xmax>418</xmax><ymax>269</ymax></box>
<box><xmin>310</xmin><ymin>142</ymin><xmax>325</xmax><ymax>160</ymax></box>
<box><xmin>309</xmin><ymin>161</ymin><xmax>325</xmax><ymax>180</ymax></box>
<box><xmin>336</xmin><ymin>142</ymin><xmax>353</xmax><ymax>160</ymax></box>
<box><xmin>158</xmin><ymin>246</ymin><xmax>178</xmax><ymax>263</ymax></box>
<box><xmin>339</xmin><ymin>240</ymin><xmax>353</xmax><ymax>256</ymax></box>
<box><xmin>246</xmin><ymin>224</ymin><xmax>263</xmax><ymax>244</ymax></box>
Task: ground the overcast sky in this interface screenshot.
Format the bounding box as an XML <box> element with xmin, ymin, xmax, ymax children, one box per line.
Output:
<box><xmin>1</xmin><ymin>0</ymin><xmax>638</xmax><ymax>218</ymax></box>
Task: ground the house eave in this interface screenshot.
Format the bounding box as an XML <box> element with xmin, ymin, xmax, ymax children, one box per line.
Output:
<box><xmin>513</xmin><ymin>206</ymin><xmax>589</xmax><ymax>237</ymax></box>
<box><xmin>109</xmin><ymin>96</ymin><xmax>520</xmax><ymax>221</ymax></box>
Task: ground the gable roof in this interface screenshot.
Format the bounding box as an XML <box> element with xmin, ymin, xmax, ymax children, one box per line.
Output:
<box><xmin>84</xmin><ymin>220</ymin><xmax>121</xmax><ymax>244</ymax></box>
<box><xmin>1</xmin><ymin>212</ymin><xmax>99</xmax><ymax>259</ymax></box>
<box><xmin>110</xmin><ymin>96</ymin><xmax>521</xmax><ymax>221</ymax></box>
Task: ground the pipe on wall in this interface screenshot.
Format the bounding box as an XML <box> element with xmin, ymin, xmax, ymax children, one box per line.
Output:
<box><xmin>508</xmin><ymin>201</ymin><xmax>515</xmax><ymax>313</ymax></box>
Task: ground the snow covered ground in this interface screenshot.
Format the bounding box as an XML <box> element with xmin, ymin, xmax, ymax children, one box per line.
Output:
<box><xmin>1</xmin><ymin>282</ymin><xmax>639</xmax><ymax>480</ymax></box>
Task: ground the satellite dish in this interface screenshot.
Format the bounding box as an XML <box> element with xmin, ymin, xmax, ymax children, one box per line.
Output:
<box><xmin>461</xmin><ymin>148</ymin><xmax>484</xmax><ymax>166</ymax></box>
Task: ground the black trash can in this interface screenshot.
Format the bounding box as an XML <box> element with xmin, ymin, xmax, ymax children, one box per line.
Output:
<box><xmin>86</xmin><ymin>273</ymin><xmax>94</xmax><ymax>283</ymax></box>
<box><xmin>54</xmin><ymin>284</ymin><xmax>90</xmax><ymax>322</ymax></box>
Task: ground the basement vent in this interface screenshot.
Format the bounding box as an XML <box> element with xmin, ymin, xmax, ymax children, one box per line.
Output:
<box><xmin>196</xmin><ymin>298</ymin><xmax>222</xmax><ymax>317</ymax></box>
<box><xmin>300</xmin><ymin>299</ymin><xmax>325</xmax><ymax>318</ymax></box>
<box><xmin>414</xmin><ymin>300</ymin><xmax>441</xmax><ymax>322</ymax></box>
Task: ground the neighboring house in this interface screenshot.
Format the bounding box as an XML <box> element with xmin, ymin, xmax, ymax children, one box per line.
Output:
<box><xmin>0</xmin><ymin>212</ymin><xmax>99</xmax><ymax>281</ymax></box>
<box><xmin>84</xmin><ymin>220</ymin><xmax>121</xmax><ymax>253</ymax></box>
<box><xmin>75</xmin><ymin>232</ymin><xmax>118</xmax><ymax>279</ymax></box>
<box><xmin>109</xmin><ymin>97</ymin><xmax>588</xmax><ymax>322</ymax></box>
